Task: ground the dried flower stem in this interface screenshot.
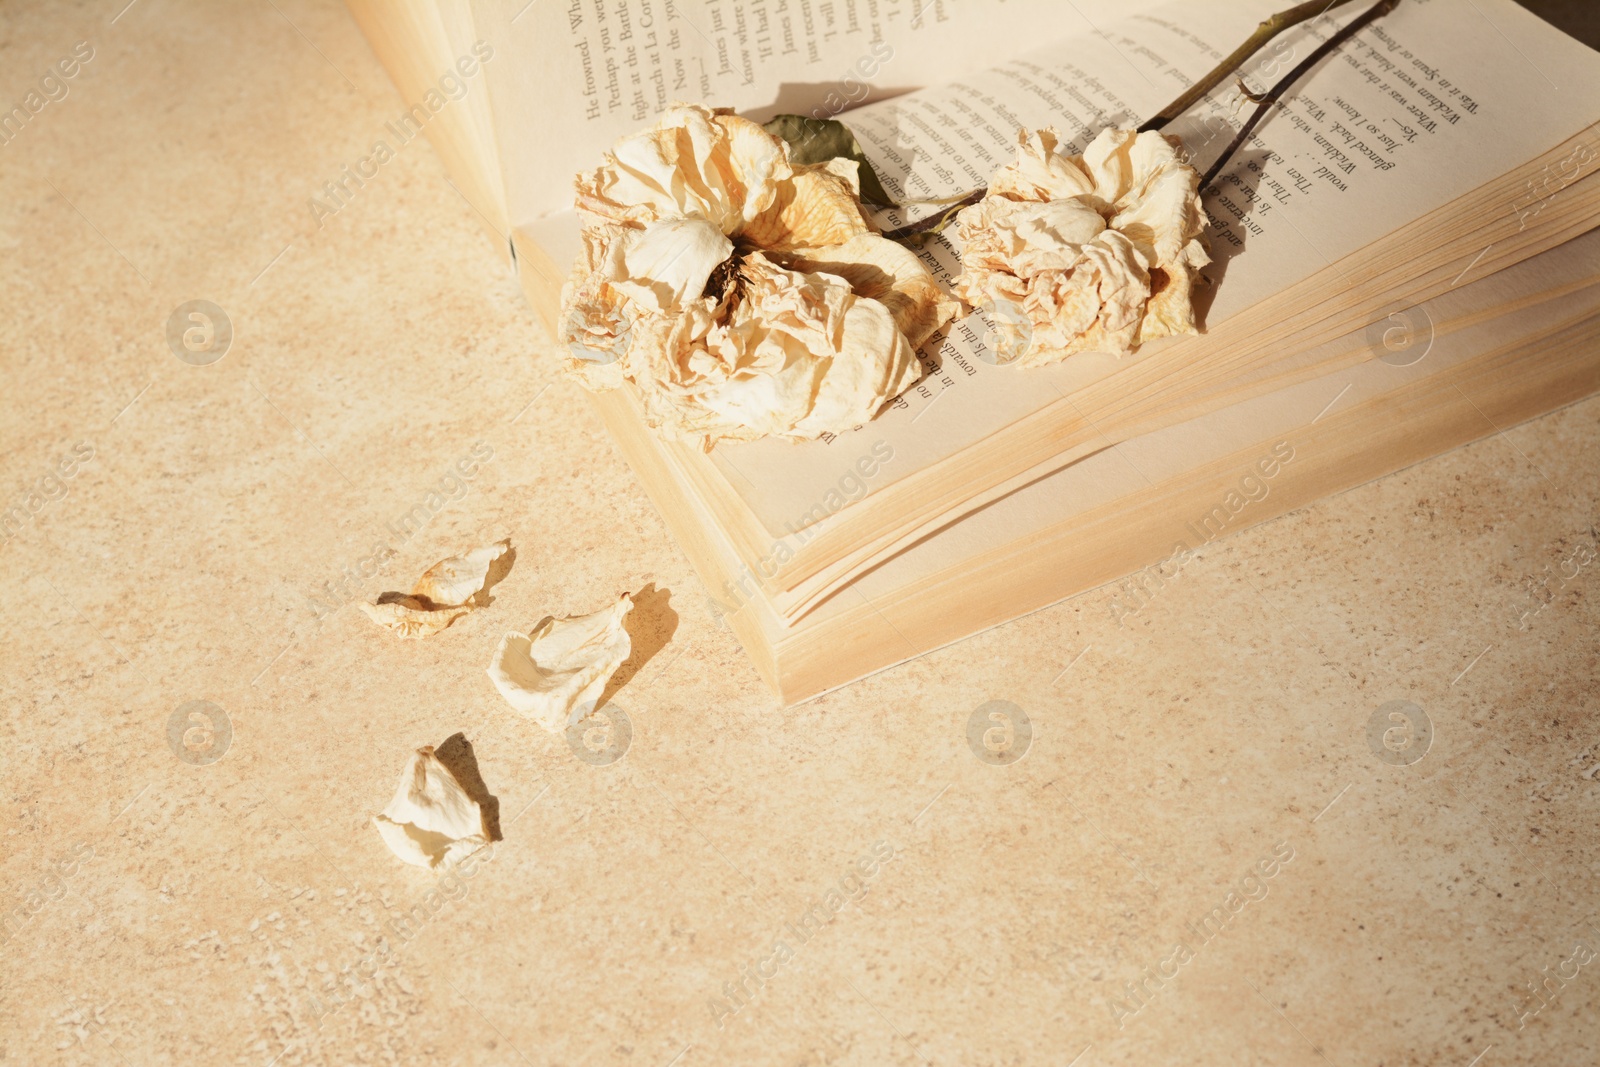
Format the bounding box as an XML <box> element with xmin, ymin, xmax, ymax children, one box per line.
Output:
<box><xmin>1135</xmin><ymin>0</ymin><xmax>1364</xmax><ymax>134</ymax></box>
<box><xmin>1198</xmin><ymin>0</ymin><xmax>1400</xmax><ymax>189</ymax></box>
<box><xmin>880</xmin><ymin>0</ymin><xmax>1398</xmax><ymax>244</ymax></box>
<box><xmin>881</xmin><ymin>189</ymin><xmax>987</xmax><ymax>241</ymax></box>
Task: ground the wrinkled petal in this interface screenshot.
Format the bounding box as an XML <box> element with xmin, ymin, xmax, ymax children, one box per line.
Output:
<box><xmin>614</xmin><ymin>218</ymin><xmax>733</xmax><ymax>313</ymax></box>
<box><xmin>360</xmin><ymin>598</ymin><xmax>474</xmax><ymax>640</ymax></box>
<box><xmin>413</xmin><ymin>542</ymin><xmax>510</xmax><ymax>606</ymax></box>
<box><xmin>958</xmin><ymin>197</ymin><xmax>1108</xmax><ymax>278</ymax></box>
<box><xmin>989</xmin><ymin>128</ymin><xmax>1097</xmax><ymax>202</ymax></box>
<box><xmin>561</xmin><ymin>226</ymin><xmax>634</xmax><ymax>391</ymax></box>
<box><xmin>1033</xmin><ymin>230</ymin><xmax>1151</xmax><ymax>355</ymax></box>
<box><xmin>1082</xmin><ymin>125</ymin><xmax>1135</xmax><ymax>203</ymax></box>
<box><xmin>632</xmin><ymin>254</ymin><xmax>921</xmax><ymax>443</ymax></box>
<box><xmin>954</xmin><ymin>125</ymin><xmax>1209</xmax><ymax>363</ymax></box>
<box><xmin>372</xmin><ymin>747</ymin><xmax>489</xmax><ymax>869</ymax></box>
<box><xmin>1143</xmin><ymin>238</ymin><xmax>1208</xmax><ymax>338</ymax></box>
<box><xmin>361</xmin><ymin>541</ymin><xmax>510</xmax><ymax>639</ymax></box>
<box><xmin>576</xmin><ymin>105</ymin><xmax>788</xmax><ymax>233</ymax></box>
<box><xmin>486</xmin><ymin>594</ymin><xmax>634</xmax><ymax>732</ymax></box>
<box><xmin>740</xmin><ymin>159</ymin><xmax>871</xmax><ymax>253</ymax></box>
<box><xmin>781</xmin><ymin>233</ymin><xmax>961</xmax><ymax>351</ymax></box>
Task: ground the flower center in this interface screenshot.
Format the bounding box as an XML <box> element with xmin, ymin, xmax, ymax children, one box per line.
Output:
<box><xmin>703</xmin><ymin>246</ymin><xmax>751</xmax><ymax>307</ymax></box>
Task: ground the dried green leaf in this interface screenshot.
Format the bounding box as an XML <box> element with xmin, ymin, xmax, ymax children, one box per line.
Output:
<box><xmin>762</xmin><ymin>114</ymin><xmax>895</xmax><ymax>208</ymax></box>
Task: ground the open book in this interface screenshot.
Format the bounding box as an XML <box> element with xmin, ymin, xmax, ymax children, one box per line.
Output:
<box><xmin>350</xmin><ymin>0</ymin><xmax>1600</xmax><ymax>701</ymax></box>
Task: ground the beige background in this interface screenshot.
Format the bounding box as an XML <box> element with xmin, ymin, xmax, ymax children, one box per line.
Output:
<box><xmin>2</xmin><ymin>1</ymin><xmax>1597</xmax><ymax>1065</ymax></box>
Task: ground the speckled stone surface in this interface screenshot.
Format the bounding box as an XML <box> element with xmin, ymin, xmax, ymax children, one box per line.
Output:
<box><xmin>2</xmin><ymin>2</ymin><xmax>1597</xmax><ymax>1065</ymax></box>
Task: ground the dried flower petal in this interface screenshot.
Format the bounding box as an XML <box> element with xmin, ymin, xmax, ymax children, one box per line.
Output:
<box><xmin>575</xmin><ymin>105</ymin><xmax>786</xmax><ymax>233</ymax></box>
<box><xmin>739</xmin><ymin>158</ymin><xmax>873</xmax><ymax>253</ymax></box>
<box><xmin>486</xmin><ymin>593</ymin><xmax>635</xmax><ymax>732</ymax></box>
<box><xmin>360</xmin><ymin>599</ymin><xmax>475</xmax><ymax>639</ymax></box>
<box><xmin>360</xmin><ymin>541</ymin><xmax>509</xmax><ymax>639</ymax></box>
<box><xmin>783</xmin><ymin>232</ymin><xmax>958</xmax><ymax>351</ymax></box>
<box><xmin>623</xmin><ymin>252</ymin><xmax>924</xmax><ymax>443</ymax></box>
<box><xmin>562</xmin><ymin>104</ymin><xmax>955</xmax><ymax>446</ymax></box>
<box><xmin>373</xmin><ymin>746</ymin><xmax>489</xmax><ymax>869</ymax></box>
<box><xmin>955</xmin><ymin>127</ymin><xmax>1210</xmax><ymax>365</ymax></box>
<box><xmin>612</xmin><ymin>218</ymin><xmax>734</xmax><ymax>313</ymax></box>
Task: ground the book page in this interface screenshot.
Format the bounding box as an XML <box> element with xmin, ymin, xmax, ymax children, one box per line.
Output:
<box><xmin>709</xmin><ymin>0</ymin><xmax>1600</xmax><ymax>536</ymax></box>
<box><xmin>471</xmin><ymin>0</ymin><xmax>1167</xmax><ymax>224</ymax></box>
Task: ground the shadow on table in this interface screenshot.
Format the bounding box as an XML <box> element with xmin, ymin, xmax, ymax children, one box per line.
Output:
<box><xmin>597</xmin><ymin>582</ymin><xmax>679</xmax><ymax>708</ymax></box>
<box><xmin>434</xmin><ymin>731</ymin><xmax>502</xmax><ymax>843</ymax></box>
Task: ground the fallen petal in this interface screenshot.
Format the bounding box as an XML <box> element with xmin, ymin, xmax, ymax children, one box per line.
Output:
<box><xmin>412</xmin><ymin>541</ymin><xmax>510</xmax><ymax>606</ymax></box>
<box><xmin>361</xmin><ymin>541</ymin><xmax>510</xmax><ymax>639</ymax></box>
<box><xmin>486</xmin><ymin>593</ymin><xmax>635</xmax><ymax>732</ymax></box>
<box><xmin>372</xmin><ymin>746</ymin><xmax>490</xmax><ymax>869</ymax></box>
<box><xmin>359</xmin><ymin>598</ymin><xmax>474</xmax><ymax>640</ymax></box>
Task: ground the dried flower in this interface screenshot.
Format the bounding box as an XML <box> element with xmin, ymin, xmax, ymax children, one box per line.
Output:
<box><xmin>561</xmin><ymin>105</ymin><xmax>956</xmax><ymax>446</ymax></box>
<box><xmin>360</xmin><ymin>541</ymin><xmax>509</xmax><ymax>639</ymax></box>
<box><xmin>373</xmin><ymin>746</ymin><xmax>490</xmax><ymax>869</ymax></box>
<box><xmin>486</xmin><ymin>593</ymin><xmax>635</xmax><ymax>732</ymax></box>
<box><xmin>954</xmin><ymin>127</ymin><xmax>1209</xmax><ymax>365</ymax></box>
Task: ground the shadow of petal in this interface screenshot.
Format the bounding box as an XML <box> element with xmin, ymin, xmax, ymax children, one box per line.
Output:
<box><xmin>476</xmin><ymin>542</ymin><xmax>518</xmax><ymax>608</ymax></box>
<box><xmin>596</xmin><ymin>583</ymin><xmax>679</xmax><ymax>709</ymax></box>
<box><xmin>433</xmin><ymin>732</ymin><xmax>502</xmax><ymax>843</ymax></box>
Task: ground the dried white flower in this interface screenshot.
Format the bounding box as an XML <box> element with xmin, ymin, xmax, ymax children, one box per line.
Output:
<box><xmin>486</xmin><ymin>593</ymin><xmax>635</xmax><ymax>732</ymax></box>
<box><xmin>954</xmin><ymin>127</ymin><xmax>1209</xmax><ymax>365</ymax></box>
<box><xmin>360</xmin><ymin>541</ymin><xmax>509</xmax><ymax>639</ymax></box>
<box><xmin>562</xmin><ymin>105</ymin><xmax>957</xmax><ymax>446</ymax></box>
<box><xmin>372</xmin><ymin>746</ymin><xmax>490</xmax><ymax>869</ymax></box>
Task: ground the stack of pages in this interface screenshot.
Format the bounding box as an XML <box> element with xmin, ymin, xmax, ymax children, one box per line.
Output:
<box><xmin>350</xmin><ymin>0</ymin><xmax>1600</xmax><ymax>702</ymax></box>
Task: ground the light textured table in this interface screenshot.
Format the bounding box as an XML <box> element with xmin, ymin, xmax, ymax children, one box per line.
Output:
<box><xmin>2</xmin><ymin>2</ymin><xmax>1597</xmax><ymax>1065</ymax></box>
